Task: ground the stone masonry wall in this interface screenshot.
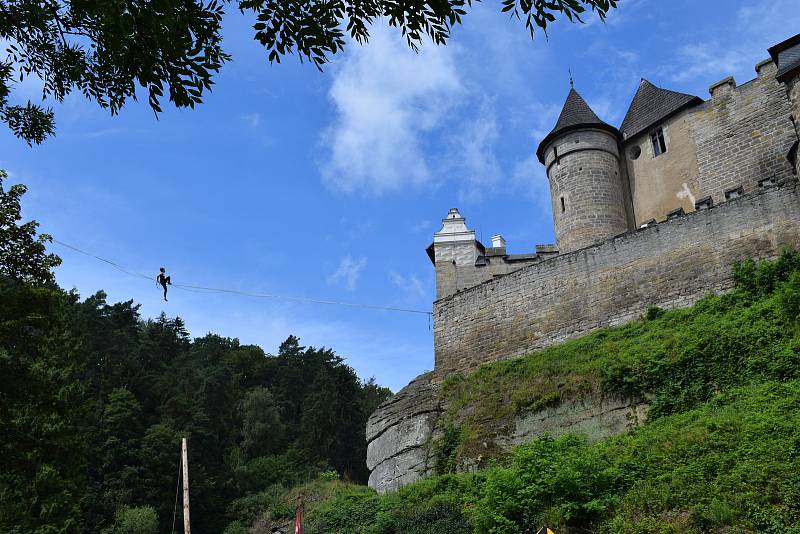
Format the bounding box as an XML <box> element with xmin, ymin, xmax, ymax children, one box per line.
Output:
<box><xmin>433</xmin><ymin>182</ymin><xmax>800</xmax><ymax>377</ymax></box>
<box><xmin>625</xmin><ymin>108</ymin><xmax>701</xmax><ymax>225</ymax></box>
<box><xmin>434</xmin><ymin>242</ymin><xmax>542</xmax><ymax>299</ymax></box>
<box><xmin>790</xmin><ymin>78</ymin><xmax>800</xmax><ymax>175</ymax></box>
<box><xmin>688</xmin><ymin>62</ymin><xmax>796</xmax><ymax>204</ymax></box>
<box><xmin>433</xmin><ymin>241</ymin><xmax>483</xmax><ymax>299</ymax></box>
<box><xmin>543</xmin><ymin>129</ymin><xmax>629</xmax><ymax>253</ymax></box>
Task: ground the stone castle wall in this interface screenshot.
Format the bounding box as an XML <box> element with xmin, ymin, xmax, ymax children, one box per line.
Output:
<box><xmin>689</xmin><ymin>62</ymin><xmax>796</xmax><ymax>204</ymax></box>
<box><xmin>625</xmin><ymin>108</ymin><xmax>701</xmax><ymax>226</ymax></box>
<box><xmin>433</xmin><ymin>182</ymin><xmax>800</xmax><ymax>377</ymax></box>
<box><xmin>790</xmin><ymin>78</ymin><xmax>800</xmax><ymax>175</ymax></box>
<box><xmin>433</xmin><ymin>242</ymin><xmax>543</xmax><ymax>300</ymax></box>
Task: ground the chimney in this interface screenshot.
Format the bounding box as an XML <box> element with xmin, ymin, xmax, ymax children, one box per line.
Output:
<box><xmin>486</xmin><ymin>234</ymin><xmax>507</xmax><ymax>257</ymax></box>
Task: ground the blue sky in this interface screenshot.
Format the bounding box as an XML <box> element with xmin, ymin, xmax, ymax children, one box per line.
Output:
<box><xmin>3</xmin><ymin>0</ymin><xmax>799</xmax><ymax>391</ymax></box>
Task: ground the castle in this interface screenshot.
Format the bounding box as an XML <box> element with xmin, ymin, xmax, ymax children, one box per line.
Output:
<box><xmin>367</xmin><ymin>33</ymin><xmax>800</xmax><ymax>493</ymax></box>
<box><xmin>429</xmin><ymin>33</ymin><xmax>800</xmax><ymax>377</ymax></box>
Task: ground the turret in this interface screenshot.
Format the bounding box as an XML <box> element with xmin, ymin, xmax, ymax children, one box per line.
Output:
<box><xmin>536</xmin><ymin>88</ymin><xmax>629</xmax><ymax>253</ymax></box>
<box><xmin>426</xmin><ymin>208</ymin><xmax>484</xmax><ymax>299</ymax></box>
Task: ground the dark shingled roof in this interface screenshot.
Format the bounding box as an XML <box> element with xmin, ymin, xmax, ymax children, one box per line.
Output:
<box><xmin>768</xmin><ymin>33</ymin><xmax>800</xmax><ymax>82</ymax></box>
<box><xmin>620</xmin><ymin>79</ymin><xmax>703</xmax><ymax>140</ymax></box>
<box><xmin>536</xmin><ymin>88</ymin><xmax>619</xmax><ymax>163</ymax></box>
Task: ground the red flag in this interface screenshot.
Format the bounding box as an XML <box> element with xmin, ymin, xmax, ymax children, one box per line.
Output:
<box><xmin>294</xmin><ymin>499</ymin><xmax>303</xmax><ymax>534</ymax></box>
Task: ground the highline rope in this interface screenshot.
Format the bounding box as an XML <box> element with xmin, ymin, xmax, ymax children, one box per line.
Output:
<box><xmin>52</xmin><ymin>239</ymin><xmax>433</xmax><ymax>318</ymax></box>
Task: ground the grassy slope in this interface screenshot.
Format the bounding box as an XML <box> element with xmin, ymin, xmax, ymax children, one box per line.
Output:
<box><xmin>234</xmin><ymin>252</ymin><xmax>800</xmax><ymax>533</ymax></box>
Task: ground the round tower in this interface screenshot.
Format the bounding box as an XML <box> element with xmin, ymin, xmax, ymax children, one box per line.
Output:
<box><xmin>536</xmin><ymin>88</ymin><xmax>628</xmax><ymax>254</ymax></box>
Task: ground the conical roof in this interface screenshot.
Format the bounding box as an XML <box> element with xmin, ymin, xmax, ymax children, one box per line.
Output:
<box><xmin>536</xmin><ymin>88</ymin><xmax>619</xmax><ymax>163</ymax></box>
<box><xmin>620</xmin><ymin>79</ymin><xmax>702</xmax><ymax>140</ymax></box>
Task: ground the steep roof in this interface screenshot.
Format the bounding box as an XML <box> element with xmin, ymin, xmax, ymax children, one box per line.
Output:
<box><xmin>536</xmin><ymin>88</ymin><xmax>619</xmax><ymax>163</ymax></box>
<box><xmin>620</xmin><ymin>79</ymin><xmax>703</xmax><ymax>140</ymax></box>
<box><xmin>768</xmin><ymin>33</ymin><xmax>800</xmax><ymax>82</ymax></box>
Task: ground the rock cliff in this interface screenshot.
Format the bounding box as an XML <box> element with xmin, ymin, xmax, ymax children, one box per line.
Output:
<box><xmin>366</xmin><ymin>373</ymin><xmax>442</xmax><ymax>493</ymax></box>
<box><xmin>366</xmin><ymin>371</ymin><xmax>647</xmax><ymax>493</ymax></box>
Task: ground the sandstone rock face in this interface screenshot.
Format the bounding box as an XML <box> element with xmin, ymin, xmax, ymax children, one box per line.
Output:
<box><xmin>366</xmin><ymin>373</ymin><xmax>441</xmax><ymax>494</ymax></box>
<box><xmin>366</xmin><ymin>376</ymin><xmax>648</xmax><ymax>493</ymax></box>
<box><xmin>498</xmin><ymin>395</ymin><xmax>648</xmax><ymax>448</ymax></box>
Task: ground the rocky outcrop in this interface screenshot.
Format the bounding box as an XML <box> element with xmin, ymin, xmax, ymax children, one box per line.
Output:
<box><xmin>366</xmin><ymin>373</ymin><xmax>648</xmax><ymax>493</ymax></box>
<box><xmin>498</xmin><ymin>395</ymin><xmax>647</xmax><ymax>448</ymax></box>
<box><xmin>366</xmin><ymin>373</ymin><xmax>441</xmax><ymax>494</ymax></box>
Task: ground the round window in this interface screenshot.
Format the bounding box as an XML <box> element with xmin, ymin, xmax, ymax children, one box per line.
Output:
<box><xmin>629</xmin><ymin>146</ymin><xmax>642</xmax><ymax>160</ymax></box>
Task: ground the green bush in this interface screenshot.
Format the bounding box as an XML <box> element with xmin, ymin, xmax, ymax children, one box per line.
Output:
<box><xmin>472</xmin><ymin>434</ymin><xmax>621</xmax><ymax>533</ymax></box>
<box><xmin>304</xmin><ymin>484</ymin><xmax>387</xmax><ymax>533</ymax></box>
<box><xmin>432</xmin><ymin>423</ymin><xmax>463</xmax><ymax>475</ymax></box>
<box><xmin>101</xmin><ymin>506</ymin><xmax>158</xmax><ymax>534</ymax></box>
<box><xmin>319</xmin><ymin>469</ymin><xmax>340</xmax><ymax>481</ymax></box>
<box><xmin>226</xmin><ymin>485</ymin><xmax>292</xmax><ymax>526</ymax></box>
<box><xmin>388</xmin><ymin>496</ymin><xmax>472</xmax><ymax>533</ymax></box>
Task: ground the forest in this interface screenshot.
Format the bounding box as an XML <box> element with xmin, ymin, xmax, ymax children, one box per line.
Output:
<box><xmin>0</xmin><ymin>174</ymin><xmax>391</xmax><ymax>533</ymax></box>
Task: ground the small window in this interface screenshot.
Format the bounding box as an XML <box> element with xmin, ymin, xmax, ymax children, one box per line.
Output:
<box><xmin>553</xmin><ymin>146</ymin><xmax>559</xmax><ymax>161</ymax></box>
<box><xmin>560</xmin><ymin>197</ymin><xmax>566</xmax><ymax>213</ymax></box>
<box><xmin>629</xmin><ymin>146</ymin><xmax>642</xmax><ymax>160</ymax></box>
<box><xmin>650</xmin><ymin>128</ymin><xmax>667</xmax><ymax>157</ymax></box>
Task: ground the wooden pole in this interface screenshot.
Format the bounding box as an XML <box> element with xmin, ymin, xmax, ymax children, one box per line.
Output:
<box><xmin>181</xmin><ymin>438</ymin><xmax>191</xmax><ymax>534</ymax></box>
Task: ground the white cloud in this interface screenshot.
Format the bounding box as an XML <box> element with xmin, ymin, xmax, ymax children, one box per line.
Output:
<box><xmin>389</xmin><ymin>271</ymin><xmax>426</xmax><ymax>300</ymax></box>
<box><xmin>525</xmin><ymin>102</ymin><xmax>561</xmax><ymax>144</ymax></box>
<box><xmin>85</xmin><ymin>128</ymin><xmax>125</xmax><ymax>138</ymax></box>
<box><xmin>321</xmin><ymin>26</ymin><xmax>463</xmax><ymax>195</ymax></box>
<box><xmin>667</xmin><ymin>43</ymin><xmax>751</xmax><ymax>84</ymax></box>
<box><xmin>661</xmin><ymin>0</ymin><xmax>800</xmax><ymax>86</ymax></box>
<box><xmin>410</xmin><ymin>220</ymin><xmax>431</xmax><ymax>234</ymax></box>
<box><xmin>327</xmin><ymin>255</ymin><xmax>367</xmax><ymax>291</ymax></box>
<box><xmin>444</xmin><ymin>98</ymin><xmax>503</xmax><ymax>203</ymax></box>
<box><xmin>242</xmin><ymin>112</ymin><xmax>262</xmax><ymax>128</ymax></box>
<box><xmin>737</xmin><ymin>0</ymin><xmax>800</xmax><ymax>43</ymax></box>
<box><xmin>511</xmin><ymin>154</ymin><xmax>552</xmax><ymax>221</ymax></box>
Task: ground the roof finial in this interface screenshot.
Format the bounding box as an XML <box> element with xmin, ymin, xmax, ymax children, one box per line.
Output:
<box><xmin>569</xmin><ymin>68</ymin><xmax>574</xmax><ymax>89</ymax></box>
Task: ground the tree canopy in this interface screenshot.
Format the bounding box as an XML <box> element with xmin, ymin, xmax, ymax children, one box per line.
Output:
<box><xmin>0</xmin><ymin>0</ymin><xmax>617</xmax><ymax>144</ymax></box>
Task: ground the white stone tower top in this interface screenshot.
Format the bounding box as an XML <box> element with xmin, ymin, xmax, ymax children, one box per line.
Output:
<box><xmin>433</xmin><ymin>208</ymin><xmax>476</xmax><ymax>243</ymax></box>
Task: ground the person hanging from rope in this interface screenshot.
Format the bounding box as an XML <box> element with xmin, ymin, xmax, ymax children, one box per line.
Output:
<box><xmin>156</xmin><ymin>267</ymin><xmax>172</xmax><ymax>301</ymax></box>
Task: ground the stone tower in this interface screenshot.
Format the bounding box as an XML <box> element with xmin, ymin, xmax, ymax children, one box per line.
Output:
<box><xmin>428</xmin><ymin>208</ymin><xmax>483</xmax><ymax>299</ymax></box>
<box><xmin>536</xmin><ymin>88</ymin><xmax>629</xmax><ymax>253</ymax></box>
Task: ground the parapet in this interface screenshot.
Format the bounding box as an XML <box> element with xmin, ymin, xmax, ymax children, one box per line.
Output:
<box><xmin>709</xmin><ymin>76</ymin><xmax>736</xmax><ymax>98</ymax></box>
<box><xmin>755</xmin><ymin>58</ymin><xmax>777</xmax><ymax>78</ymax></box>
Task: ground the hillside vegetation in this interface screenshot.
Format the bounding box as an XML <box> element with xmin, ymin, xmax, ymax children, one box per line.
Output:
<box><xmin>236</xmin><ymin>250</ymin><xmax>800</xmax><ymax>533</ymax></box>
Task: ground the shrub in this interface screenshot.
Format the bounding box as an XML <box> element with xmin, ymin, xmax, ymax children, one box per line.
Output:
<box><xmin>432</xmin><ymin>423</ymin><xmax>463</xmax><ymax>475</ymax></box>
<box><xmin>101</xmin><ymin>506</ymin><xmax>158</xmax><ymax>534</ymax></box>
<box><xmin>644</xmin><ymin>306</ymin><xmax>664</xmax><ymax>321</ymax></box>
<box><xmin>319</xmin><ymin>469</ymin><xmax>340</xmax><ymax>481</ymax></box>
<box><xmin>389</xmin><ymin>497</ymin><xmax>472</xmax><ymax>533</ymax></box>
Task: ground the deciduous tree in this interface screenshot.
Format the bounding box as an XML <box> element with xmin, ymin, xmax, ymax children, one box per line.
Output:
<box><xmin>0</xmin><ymin>0</ymin><xmax>617</xmax><ymax>143</ymax></box>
